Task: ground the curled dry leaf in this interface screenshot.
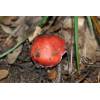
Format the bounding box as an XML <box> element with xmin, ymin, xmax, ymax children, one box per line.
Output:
<box><xmin>0</xmin><ymin>69</ymin><xmax>9</xmax><ymax>80</ymax></box>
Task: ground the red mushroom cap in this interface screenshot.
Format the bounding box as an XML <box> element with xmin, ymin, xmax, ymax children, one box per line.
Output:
<box><xmin>31</xmin><ymin>34</ymin><xmax>66</xmax><ymax>68</ymax></box>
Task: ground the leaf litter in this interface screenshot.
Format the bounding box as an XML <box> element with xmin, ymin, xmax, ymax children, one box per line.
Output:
<box><xmin>0</xmin><ymin>16</ymin><xmax>99</xmax><ymax>83</ymax></box>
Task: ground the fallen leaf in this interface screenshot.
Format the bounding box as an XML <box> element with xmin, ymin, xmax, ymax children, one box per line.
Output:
<box><xmin>6</xmin><ymin>45</ymin><xmax>22</xmax><ymax>64</ymax></box>
<box><xmin>63</xmin><ymin>17</ymin><xmax>73</xmax><ymax>29</ymax></box>
<box><xmin>26</xmin><ymin>16</ymin><xmax>42</xmax><ymax>26</ymax></box>
<box><xmin>28</xmin><ymin>26</ymin><xmax>42</xmax><ymax>42</ymax></box>
<box><xmin>79</xmin><ymin>28</ymin><xmax>98</xmax><ymax>64</ymax></box>
<box><xmin>0</xmin><ymin>69</ymin><xmax>9</xmax><ymax>80</ymax></box>
<box><xmin>63</xmin><ymin>17</ymin><xmax>85</xmax><ymax>31</ymax></box>
<box><xmin>0</xmin><ymin>35</ymin><xmax>17</xmax><ymax>55</ymax></box>
<box><xmin>47</xmin><ymin>69</ymin><xmax>57</xmax><ymax>80</ymax></box>
<box><xmin>0</xmin><ymin>24</ymin><xmax>13</xmax><ymax>34</ymax></box>
<box><xmin>4</xmin><ymin>35</ymin><xmax>16</xmax><ymax>47</ymax></box>
<box><xmin>1</xmin><ymin>16</ymin><xmax>18</xmax><ymax>26</ymax></box>
<box><xmin>78</xmin><ymin>17</ymin><xmax>85</xmax><ymax>31</ymax></box>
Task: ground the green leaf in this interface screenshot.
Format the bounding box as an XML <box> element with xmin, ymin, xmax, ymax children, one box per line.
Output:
<box><xmin>74</xmin><ymin>16</ymin><xmax>80</xmax><ymax>71</ymax></box>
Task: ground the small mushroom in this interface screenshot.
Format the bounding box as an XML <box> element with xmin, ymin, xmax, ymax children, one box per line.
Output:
<box><xmin>31</xmin><ymin>34</ymin><xmax>66</xmax><ymax>68</ymax></box>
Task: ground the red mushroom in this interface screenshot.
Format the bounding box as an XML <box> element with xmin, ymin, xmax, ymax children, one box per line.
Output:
<box><xmin>31</xmin><ymin>34</ymin><xmax>66</xmax><ymax>68</ymax></box>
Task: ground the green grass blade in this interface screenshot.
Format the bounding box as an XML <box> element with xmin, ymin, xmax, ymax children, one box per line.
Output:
<box><xmin>74</xmin><ymin>16</ymin><xmax>80</xmax><ymax>71</ymax></box>
<box><xmin>38</xmin><ymin>16</ymin><xmax>49</xmax><ymax>28</ymax></box>
<box><xmin>0</xmin><ymin>38</ymin><xmax>26</xmax><ymax>58</ymax></box>
<box><xmin>86</xmin><ymin>16</ymin><xmax>94</xmax><ymax>36</ymax></box>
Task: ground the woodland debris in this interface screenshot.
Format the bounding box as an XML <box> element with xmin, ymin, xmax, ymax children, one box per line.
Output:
<box><xmin>0</xmin><ymin>69</ymin><xmax>9</xmax><ymax>80</ymax></box>
<box><xmin>0</xmin><ymin>24</ymin><xmax>14</xmax><ymax>34</ymax></box>
<box><xmin>79</xmin><ymin>26</ymin><xmax>98</xmax><ymax>65</ymax></box>
<box><xmin>47</xmin><ymin>69</ymin><xmax>58</xmax><ymax>80</ymax></box>
<box><xmin>0</xmin><ymin>16</ymin><xmax>18</xmax><ymax>26</ymax></box>
<box><xmin>0</xmin><ymin>35</ymin><xmax>17</xmax><ymax>55</ymax></box>
<box><xmin>6</xmin><ymin>45</ymin><xmax>22</xmax><ymax>64</ymax></box>
<box><xmin>62</xmin><ymin>17</ymin><xmax>85</xmax><ymax>31</ymax></box>
<box><xmin>28</xmin><ymin>26</ymin><xmax>42</xmax><ymax>42</ymax></box>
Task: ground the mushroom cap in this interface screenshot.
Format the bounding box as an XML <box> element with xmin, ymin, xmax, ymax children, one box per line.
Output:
<box><xmin>31</xmin><ymin>34</ymin><xmax>66</xmax><ymax>68</ymax></box>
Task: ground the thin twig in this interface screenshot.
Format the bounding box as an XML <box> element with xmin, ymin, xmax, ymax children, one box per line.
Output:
<box><xmin>68</xmin><ymin>45</ymin><xmax>73</xmax><ymax>74</ymax></box>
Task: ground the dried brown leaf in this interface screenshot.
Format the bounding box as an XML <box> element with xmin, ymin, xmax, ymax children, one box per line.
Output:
<box><xmin>79</xmin><ymin>28</ymin><xmax>98</xmax><ymax>64</ymax></box>
<box><xmin>0</xmin><ymin>24</ymin><xmax>13</xmax><ymax>34</ymax></box>
<box><xmin>63</xmin><ymin>17</ymin><xmax>85</xmax><ymax>31</ymax></box>
<box><xmin>48</xmin><ymin>69</ymin><xmax>57</xmax><ymax>80</ymax></box>
<box><xmin>28</xmin><ymin>26</ymin><xmax>42</xmax><ymax>42</ymax></box>
<box><xmin>6</xmin><ymin>45</ymin><xmax>22</xmax><ymax>64</ymax></box>
<box><xmin>1</xmin><ymin>16</ymin><xmax>18</xmax><ymax>25</ymax></box>
<box><xmin>0</xmin><ymin>69</ymin><xmax>9</xmax><ymax>80</ymax></box>
<box><xmin>63</xmin><ymin>17</ymin><xmax>73</xmax><ymax>29</ymax></box>
<box><xmin>0</xmin><ymin>35</ymin><xmax>17</xmax><ymax>54</ymax></box>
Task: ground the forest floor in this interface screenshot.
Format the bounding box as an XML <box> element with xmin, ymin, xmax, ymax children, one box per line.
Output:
<box><xmin>0</xmin><ymin>16</ymin><xmax>100</xmax><ymax>83</ymax></box>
